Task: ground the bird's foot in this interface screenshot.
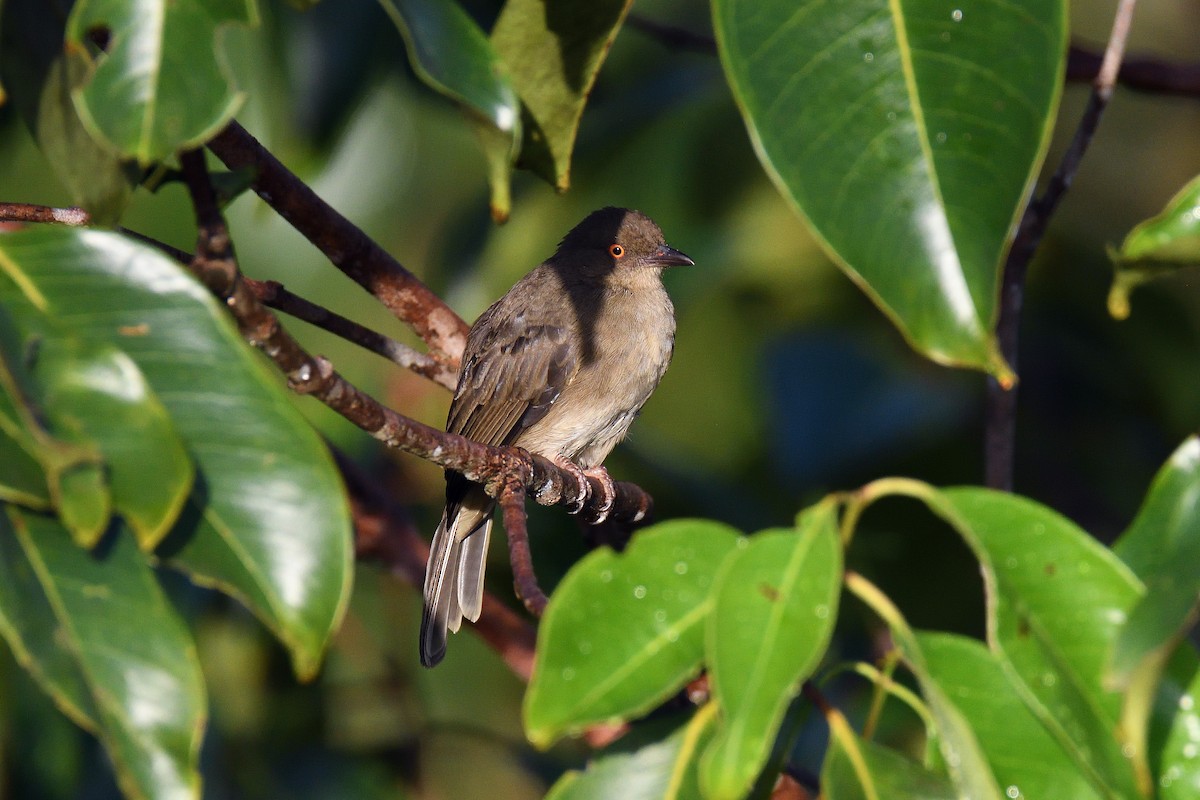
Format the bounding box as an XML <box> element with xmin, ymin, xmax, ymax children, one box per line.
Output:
<box><xmin>582</xmin><ymin>466</ymin><xmax>616</xmax><ymax>525</ymax></box>
<box><xmin>552</xmin><ymin>455</ymin><xmax>590</xmax><ymax>515</ymax></box>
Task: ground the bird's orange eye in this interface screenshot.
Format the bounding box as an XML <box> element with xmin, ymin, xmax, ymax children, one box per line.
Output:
<box><xmin>609</xmin><ymin>244</ymin><xmax>625</xmax><ymax>258</ymax></box>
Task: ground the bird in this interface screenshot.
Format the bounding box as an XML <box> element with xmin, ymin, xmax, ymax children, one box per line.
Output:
<box><xmin>420</xmin><ymin>207</ymin><xmax>693</xmax><ymax>667</ymax></box>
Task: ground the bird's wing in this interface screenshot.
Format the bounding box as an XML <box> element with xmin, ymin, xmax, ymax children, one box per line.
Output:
<box><xmin>447</xmin><ymin>319</ymin><xmax>577</xmax><ymax>447</ymax></box>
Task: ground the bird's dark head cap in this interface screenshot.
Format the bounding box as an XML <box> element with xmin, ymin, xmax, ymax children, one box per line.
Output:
<box><xmin>556</xmin><ymin>207</ymin><xmax>693</xmax><ymax>271</ymax></box>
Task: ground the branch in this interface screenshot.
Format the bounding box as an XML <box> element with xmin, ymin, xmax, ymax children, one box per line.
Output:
<box><xmin>985</xmin><ymin>0</ymin><xmax>1139</xmax><ymax>490</ymax></box>
<box><xmin>243</xmin><ymin>277</ymin><xmax>455</xmax><ymax>390</ymax></box>
<box><xmin>1068</xmin><ymin>44</ymin><xmax>1200</xmax><ymax>98</ymax></box>
<box><xmin>206</xmin><ymin>121</ymin><xmax>467</xmax><ymax>386</ymax></box>
<box><xmin>500</xmin><ymin>474</ymin><xmax>548</xmax><ymax>616</ymax></box>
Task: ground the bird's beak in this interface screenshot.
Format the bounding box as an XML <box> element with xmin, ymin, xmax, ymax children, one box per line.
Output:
<box><xmin>648</xmin><ymin>244</ymin><xmax>694</xmax><ymax>268</ymax></box>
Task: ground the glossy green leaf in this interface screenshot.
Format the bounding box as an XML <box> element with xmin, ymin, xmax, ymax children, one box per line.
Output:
<box><xmin>490</xmin><ymin>0</ymin><xmax>632</xmax><ymax>192</ymax></box>
<box><xmin>5</xmin><ymin>507</ymin><xmax>205</xmax><ymax>800</ymax></box>
<box><xmin>0</xmin><ymin>227</ymin><xmax>353</xmax><ymax>679</ymax></box>
<box><xmin>35</xmin><ymin>337</ymin><xmax>193</xmax><ymax>549</ymax></box>
<box><xmin>920</xmin><ymin>632</ymin><xmax>1103</xmax><ymax>800</ymax></box>
<box><xmin>65</xmin><ymin>0</ymin><xmax>259</xmax><ymax>163</ymax></box>
<box><xmin>0</xmin><ymin>508</ymin><xmax>96</xmax><ymax>728</ymax></box>
<box><xmin>712</xmin><ymin>0</ymin><xmax>1067</xmax><ymax>377</ymax></box>
<box><xmin>823</xmin><ymin>730</ymin><xmax>956</xmax><ymax>800</ymax></box>
<box><xmin>0</xmin><ymin>314</ymin><xmax>110</xmax><ymax>545</ymax></box>
<box><xmin>524</xmin><ymin>519</ymin><xmax>740</xmax><ymax>747</ymax></box>
<box><xmin>1108</xmin><ymin>175</ymin><xmax>1200</xmax><ymax>319</ymax></box>
<box><xmin>846</xmin><ymin>573</ymin><xmax>1003</xmax><ymax>800</ymax></box>
<box><xmin>1157</xmin><ymin>658</ymin><xmax>1200</xmax><ymax>799</ymax></box>
<box><xmin>0</xmin><ymin>0</ymin><xmax>135</xmax><ymax>224</ymax></box>
<box><xmin>1109</xmin><ymin>437</ymin><xmax>1200</xmax><ymax>687</ymax></box>
<box><xmin>0</xmin><ymin>416</ymin><xmax>52</xmax><ymax>508</ymax></box>
<box><xmin>545</xmin><ymin>707</ymin><xmax>717</xmax><ymax>800</ymax></box>
<box><xmin>378</xmin><ymin>0</ymin><xmax>520</xmax><ymax>220</ymax></box>
<box><xmin>701</xmin><ymin>503</ymin><xmax>841</xmax><ymax>800</ymax></box>
<box><xmin>925</xmin><ymin>486</ymin><xmax>1145</xmax><ymax>797</ymax></box>
<box><xmin>0</xmin><ymin>251</ymin><xmax>194</xmax><ymax>549</ymax></box>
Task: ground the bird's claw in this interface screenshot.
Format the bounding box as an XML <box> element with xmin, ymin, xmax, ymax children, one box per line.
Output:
<box><xmin>583</xmin><ymin>467</ymin><xmax>616</xmax><ymax>525</ymax></box>
<box><xmin>553</xmin><ymin>456</ymin><xmax>590</xmax><ymax>515</ymax></box>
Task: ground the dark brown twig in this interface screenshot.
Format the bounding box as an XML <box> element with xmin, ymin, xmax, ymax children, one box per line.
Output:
<box><xmin>206</xmin><ymin>121</ymin><xmax>467</xmax><ymax>386</ymax></box>
<box><xmin>500</xmin><ymin>473</ymin><xmax>548</xmax><ymax>617</ymax></box>
<box><xmin>0</xmin><ymin>202</ymin><xmax>90</xmax><ymax>225</ymax></box>
<box><xmin>243</xmin><ymin>277</ymin><xmax>455</xmax><ymax>390</ymax></box>
<box><xmin>985</xmin><ymin>0</ymin><xmax>1138</xmax><ymax>491</ymax></box>
<box><xmin>1068</xmin><ymin>45</ymin><xmax>1200</xmax><ymax>98</ymax></box>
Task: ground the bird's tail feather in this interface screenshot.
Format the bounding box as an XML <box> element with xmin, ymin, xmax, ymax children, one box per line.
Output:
<box><xmin>420</xmin><ymin>489</ymin><xmax>493</xmax><ymax>667</ymax></box>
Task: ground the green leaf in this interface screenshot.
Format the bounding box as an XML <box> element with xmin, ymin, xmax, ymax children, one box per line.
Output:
<box><xmin>712</xmin><ymin>0</ymin><xmax>1067</xmax><ymax>377</ymax></box>
<box><xmin>0</xmin><ymin>255</ymin><xmax>194</xmax><ymax>550</ymax></box>
<box><xmin>378</xmin><ymin>0</ymin><xmax>520</xmax><ymax>221</ymax></box>
<box><xmin>1109</xmin><ymin>437</ymin><xmax>1200</xmax><ymax>687</ymax></box>
<box><xmin>545</xmin><ymin>707</ymin><xmax>718</xmax><ymax>800</ymax></box>
<box><xmin>65</xmin><ymin>0</ymin><xmax>259</xmax><ymax>163</ymax></box>
<box><xmin>926</xmin><ymin>486</ymin><xmax>1146</xmax><ymax>797</ymax></box>
<box><xmin>0</xmin><ymin>312</ymin><xmax>111</xmax><ymax>545</ymax></box>
<box><xmin>0</xmin><ymin>0</ymin><xmax>136</xmax><ymax>225</ymax></box>
<box><xmin>524</xmin><ymin>519</ymin><xmax>740</xmax><ymax>747</ymax></box>
<box><xmin>823</xmin><ymin>730</ymin><xmax>957</xmax><ymax>800</ymax></box>
<box><xmin>34</xmin><ymin>337</ymin><xmax>194</xmax><ymax>550</ymax></box>
<box><xmin>4</xmin><ymin>507</ymin><xmax>205</xmax><ymax>800</ymax></box>
<box><xmin>920</xmin><ymin>632</ymin><xmax>1104</xmax><ymax>800</ymax></box>
<box><xmin>0</xmin><ymin>227</ymin><xmax>353</xmax><ymax>679</ymax></box>
<box><xmin>0</xmin><ymin>508</ymin><xmax>96</xmax><ymax>729</ymax></box>
<box><xmin>845</xmin><ymin>573</ymin><xmax>1003</xmax><ymax>800</ymax></box>
<box><xmin>701</xmin><ymin>502</ymin><xmax>841</xmax><ymax>800</ymax></box>
<box><xmin>1108</xmin><ymin>175</ymin><xmax>1200</xmax><ymax>319</ymax></box>
<box><xmin>490</xmin><ymin>0</ymin><xmax>632</xmax><ymax>192</ymax></box>
<box><xmin>1157</xmin><ymin>659</ymin><xmax>1200</xmax><ymax>799</ymax></box>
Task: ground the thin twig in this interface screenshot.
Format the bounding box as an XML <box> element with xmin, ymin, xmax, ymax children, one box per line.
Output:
<box><xmin>206</xmin><ymin>121</ymin><xmax>467</xmax><ymax>385</ymax></box>
<box><xmin>243</xmin><ymin>277</ymin><xmax>455</xmax><ymax>389</ymax></box>
<box><xmin>1068</xmin><ymin>45</ymin><xmax>1200</xmax><ymax>98</ymax></box>
<box><xmin>501</xmin><ymin>473</ymin><xmax>548</xmax><ymax>617</ymax></box>
<box><xmin>985</xmin><ymin>0</ymin><xmax>1138</xmax><ymax>491</ymax></box>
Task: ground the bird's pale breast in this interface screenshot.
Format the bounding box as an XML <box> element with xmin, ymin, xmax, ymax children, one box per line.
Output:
<box><xmin>515</xmin><ymin>282</ymin><xmax>674</xmax><ymax>467</ymax></box>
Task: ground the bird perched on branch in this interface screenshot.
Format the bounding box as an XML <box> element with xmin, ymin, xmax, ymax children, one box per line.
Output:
<box><xmin>421</xmin><ymin>207</ymin><xmax>693</xmax><ymax>667</ymax></box>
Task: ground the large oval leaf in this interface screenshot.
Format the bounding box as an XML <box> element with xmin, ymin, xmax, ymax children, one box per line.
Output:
<box><xmin>3</xmin><ymin>508</ymin><xmax>205</xmax><ymax>800</ymax></box>
<box><xmin>712</xmin><ymin>0</ymin><xmax>1067</xmax><ymax>376</ymax></box>
<box><xmin>65</xmin><ymin>0</ymin><xmax>259</xmax><ymax>163</ymax></box>
<box><xmin>928</xmin><ymin>487</ymin><xmax>1145</xmax><ymax>797</ymax></box>
<box><xmin>0</xmin><ymin>227</ymin><xmax>353</xmax><ymax>679</ymax></box>
<box><xmin>701</xmin><ymin>503</ymin><xmax>841</xmax><ymax>800</ymax></box>
<box><xmin>524</xmin><ymin>519</ymin><xmax>740</xmax><ymax>747</ymax></box>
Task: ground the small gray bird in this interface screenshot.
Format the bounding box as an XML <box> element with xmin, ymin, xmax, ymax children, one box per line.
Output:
<box><xmin>420</xmin><ymin>207</ymin><xmax>692</xmax><ymax>667</ymax></box>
